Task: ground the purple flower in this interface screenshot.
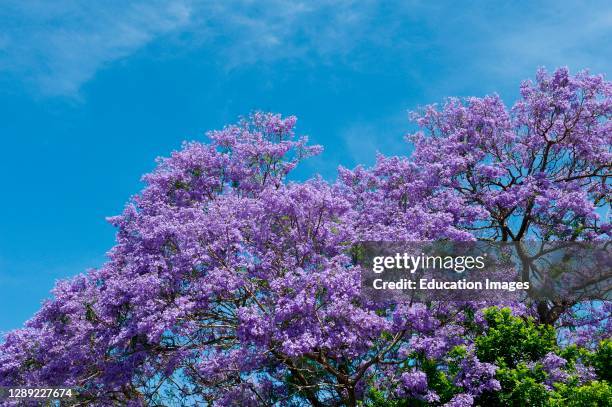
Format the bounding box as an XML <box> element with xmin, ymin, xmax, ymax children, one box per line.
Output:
<box><xmin>444</xmin><ymin>393</ymin><xmax>474</xmax><ymax>407</ymax></box>
<box><xmin>400</xmin><ymin>370</ymin><xmax>428</xmax><ymax>394</ymax></box>
<box><xmin>1</xmin><ymin>67</ymin><xmax>610</xmax><ymax>405</ymax></box>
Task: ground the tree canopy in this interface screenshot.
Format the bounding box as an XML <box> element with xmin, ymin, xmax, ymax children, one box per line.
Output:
<box><xmin>1</xmin><ymin>68</ymin><xmax>610</xmax><ymax>406</ymax></box>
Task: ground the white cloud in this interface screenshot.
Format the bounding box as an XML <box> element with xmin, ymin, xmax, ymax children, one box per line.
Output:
<box><xmin>194</xmin><ymin>0</ymin><xmax>385</xmax><ymax>67</ymax></box>
<box><xmin>1</xmin><ymin>0</ymin><xmax>610</xmax><ymax>98</ymax></box>
<box><xmin>0</xmin><ymin>0</ymin><xmax>192</xmax><ymax>96</ymax></box>
<box><xmin>478</xmin><ymin>4</ymin><xmax>612</xmax><ymax>80</ymax></box>
<box><xmin>0</xmin><ymin>0</ymin><xmax>398</xmax><ymax>97</ymax></box>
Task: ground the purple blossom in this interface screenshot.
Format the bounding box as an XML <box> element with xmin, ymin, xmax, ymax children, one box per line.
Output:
<box><xmin>540</xmin><ymin>352</ymin><xmax>570</xmax><ymax>387</ymax></box>
<box><xmin>454</xmin><ymin>347</ymin><xmax>500</xmax><ymax>395</ymax></box>
<box><xmin>444</xmin><ymin>393</ymin><xmax>474</xmax><ymax>407</ymax></box>
<box><xmin>0</xmin><ymin>68</ymin><xmax>609</xmax><ymax>406</ymax></box>
<box><xmin>400</xmin><ymin>370</ymin><xmax>428</xmax><ymax>394</ymax></box>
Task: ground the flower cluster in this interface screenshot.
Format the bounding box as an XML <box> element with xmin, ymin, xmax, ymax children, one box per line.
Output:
<box><xmin>1</xmin><ymin>69</ymin><xmax>610</xmax><ymax>406</ymax></box>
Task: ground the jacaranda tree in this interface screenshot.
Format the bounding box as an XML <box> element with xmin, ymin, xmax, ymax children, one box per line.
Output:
<box><xmin>1</xmin><ymin>68</ymin><xmax>610</xmax><ymax>406</ymax></box>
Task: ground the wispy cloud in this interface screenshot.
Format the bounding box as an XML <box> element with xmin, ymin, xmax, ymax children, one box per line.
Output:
<box><xmin>491</xmin><ymin>6</ymin><xmax>612</xmax><ymax>75</ymax></box>
<box><xmin>196</xmin><ymin>1</ymin><xmax>387</xmax><ymax>67</ymax></box>
<box><xmin>0</xmin><ymin>1</ymin><xmax>403</xmax><ymax>97</ymax></box>
<box><xmin>1</xmin><ymin>1</ymin><xmax>610</xmax><ymax>98</ymax></box>
<box><xmin>0</xmin><ymin>0</ymin><xmax>192</xmax><ymax>96</ymax></box>
<box><xmin>416</xmin><ymin>1</ymin><xmax>612</xmax><ymax>98</ymax></box>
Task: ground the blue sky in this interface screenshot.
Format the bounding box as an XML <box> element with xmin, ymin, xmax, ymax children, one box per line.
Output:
<box><xmin>0</xmin><ymin>0</ymin><xmax>610</xmax><ymax>332</ymax></box>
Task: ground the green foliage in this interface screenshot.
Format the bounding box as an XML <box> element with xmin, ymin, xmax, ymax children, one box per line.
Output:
<box><xmin>364</xmin><ymin>390</ymin><xmax>438</xmax><ymax>407</ymax></box>
<box><xmin>476</xmin><ymin>307</ymin><xmax>557</xmax><ymax>368</ymax></box>
<box><xmin>363</xmin><ymin>308</ymin><xmax>610</xmax><ymax>406</ymax></box>
<box><xmin>552</xmin><ymin>381</ymin><xmax>612</xmax><ymax>407</ymax></box>
<box><xmin>420</xmin><ymin>355</ymin><xmax>457</xmax><ymax>403</ymax></box>
<box><xmin>484</xmin><ymin>362</ymin><xmax>549</xmax><ymax>406</ymax></box>
<box><xmin>364</xmin><ymin>388</ymin><xmax>412</xmax><ymax>407</ymax></box>
<box><xmin>475</xmin><ymin>308</ymin><xmax>610</xmax><ymax>406</ymax></box>
<box><xmin>590</xmin><ymin>339</ymin><xmax>612</xmax><ymax>382</ymax></box>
